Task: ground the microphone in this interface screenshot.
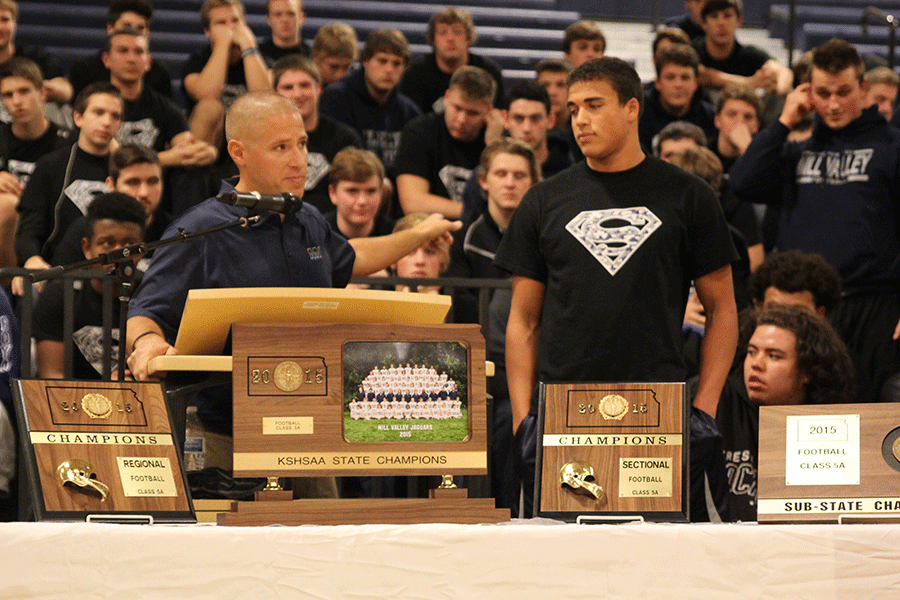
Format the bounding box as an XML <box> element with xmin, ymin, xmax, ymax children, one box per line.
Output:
<box><xmin>216</xmin><ymin>190</ymin><xmax>303</xmax><ymax>215</ymax></box>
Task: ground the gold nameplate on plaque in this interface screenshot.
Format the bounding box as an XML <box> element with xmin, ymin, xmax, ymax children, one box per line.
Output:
<box><xmin>536</xmin><ymin>382</ymin><xmax>688</xmax><ymax>522</ymax></box>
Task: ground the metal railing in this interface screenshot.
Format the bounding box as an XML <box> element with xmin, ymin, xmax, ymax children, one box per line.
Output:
<box><xmin>862</xmin><ymin>6</ymin><xmax>897</xmax><ymax>69</ymax></box>
<box><xmin>1</xmin><ymin>267</ymin><xmax>511</xmax><ymax>380</ymax></box>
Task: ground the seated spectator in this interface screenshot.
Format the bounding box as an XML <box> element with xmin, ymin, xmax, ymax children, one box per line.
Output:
<box><xmin>864</xmin><ymin>66</ymin><xmax>898</xmax><ymax>122</ymax></box>
<box><xmin>33</xmin><ymin>192</ymin><xmax>145</xmax><ymax>379</ymax></box>
<box><xmin>52</xmin><ymin>144</ymin><xmax>169</xmax><ymax>266</ymax></box>
<box><xmin>708</xmin><ymin>303</ymin><xmax>854</xmax><ymax>521</ymax></box>
<box><xmin>652</xmin><ymin>120</ymin><xmax>707</xmax><ymax>162</ymax></box>
<box><xmin>105</xmin><ymin>27</ymin><xmax>216</xmax><ymax>215</ymax></box>
<box><xmin>749</xmin><ymin>249</ymin><xmax>842</xmax><ymax>317</ymax></box>
<box><xmin>311</xmin><ymin>22</ymin><xmax>358</xmax><ymax>88</ymax></box>
<box><xmin>651</xmin><ymin>27</ymin><xmax>692</xmax><ymax>68</ymax></box>
<box><xmin>563</xmin><ymin>20</ymin><xmax>605</xmax><ymax>68</ymax></box>
<box><xmin>14</xmin><ymin>83</ymin><xmax>122</xmax><ymax>294</ymax></box>
<box><xmin>535</xmin><ymin>58</ymin><xmax>572</xmax><ymax>130</ymax></box>
<box><xmin>181</xmin><ymin>0</ymin><xmax>271</xmax><ymax>149</ymax></box>
<box><xmin>460</xmin><ymin>80</ymin><xmax>572</xmax><ymax>220</ymax></box>
<box><xmin>0</xmin><ymin>285</ymin><xmax>18</xmax><ymax>522</ymax></box>
<box><xmin>390</xmin><ymin>212</ymin><xmax>449</xmax><ymax>294</ymax></box>
<box><xmin>0</xmin><ymin>58</ymin><xmax>71</xmax><ymax>270</ymax></box>
<box><xmin>0</xmin><ymin>0</ymin><xmax>72</xmax><ymax>109</ymax></box>
<box><xmin>324</xmin><ymin>147</ymin><xmax>394</xmax><ymax>240</ymax></box>
<box><xmin>273</xmin><ymin>54</ymin><xmax>361</xmax><ymax>213</ymax></box>
<box><xmin>396</xmin><ymin>66</ymin><xmax>499</xmax><ymax>219</ymax></box>
<box><xmin>69</xmin><ymin>0</ymin><xmax>173</xmax><ymax>101</ymax></box>
<box><xmin>399</xmin><ymin>7</ymin><xmax>504</xmax><ymax>114</ymax></box>
<box><xmin>693</xmin><ymin>0</ymin><xmax>792</xmax><ymax>97</ymax></box>
<box><xmin>448</xmin><ymin>137</ymin><xmax>540</xmax><ymax>515</ymax></box>
<box><xmin>259</xmin><ymin>0</ymin><xmax>308</xmax><ymax>63</ymax></box>
<box><xmin>319</xmin><ymin>28</ymin><xmax>421</xmax><ymax>179</ymax></box>
<box><xmin>709</xmin><ymin>85</ymin><xmax>762</xmax><ymax>173</ymax></box>
<box><xmin>667</xmin><ymin>0</ymin><xmax>706</xmax><ymax>42</ymax></box>
<box><xmin>640</xmin><ymin>44</ymin><xmax>716</xmax><ymax>151</ymax></box>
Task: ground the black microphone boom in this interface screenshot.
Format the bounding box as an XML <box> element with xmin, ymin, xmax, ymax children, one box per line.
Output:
<box><xmin>216</xmin><ymin>190</ymin><xmax>303</xmax><ymax>215</ymax></box>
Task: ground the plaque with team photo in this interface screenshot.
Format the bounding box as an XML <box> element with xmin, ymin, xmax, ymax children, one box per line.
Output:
<box><xmin>231</xmin><ymin>323</ymin><xmax>487</xmax><ymax>477</ymax></box>
<box><xmin>535</xmin><ymin>382</ymin><xmax>689</xmax><ymax>522</ymax></box>
<box><xmin>13</xmin><ymin>379</ymin><xmax>195</xmax><ymax>523</ymax></box>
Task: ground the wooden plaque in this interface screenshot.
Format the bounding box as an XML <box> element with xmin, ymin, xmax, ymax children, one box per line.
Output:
<box><xmin>13</xmin><ymin>380</ymin><xmax>195</xmax><ymax>523</ymax></box>
<box><xmin>758</xmin><ymin>403</ymin><xmax>900</xmax><ymax>524</ymax></box>
<box><xmin>231</xmin><ymin>323</ymin><xmax>487</xmax><ymax>477</ymax></box>
<box><xmin>536</xmin><ymin>382</ymin><xmax>688</xmax><ymax>522</ymax></box>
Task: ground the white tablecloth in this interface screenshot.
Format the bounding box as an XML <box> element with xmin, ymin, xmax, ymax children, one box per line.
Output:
<box><xmin>2</xmin><ymin>520</ymin><xmax>899</xmax><ymax>599</ymax></box>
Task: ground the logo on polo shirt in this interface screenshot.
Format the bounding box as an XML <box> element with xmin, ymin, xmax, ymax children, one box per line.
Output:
<box><xmin>307</xmin><ymin>246</ymin><xmax>323</xmax><ymax>260</ymax></box>
<box><xmin>565</xmin><ymin>207</ymin><xmax>661</xmax><ymax>276</ymax></box>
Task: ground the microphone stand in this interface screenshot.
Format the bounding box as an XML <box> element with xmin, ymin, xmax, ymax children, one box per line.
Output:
<box><xmin>30</xmin><ymin>214</ymin><xmax>262</xmax><ymax>381</ymax></box>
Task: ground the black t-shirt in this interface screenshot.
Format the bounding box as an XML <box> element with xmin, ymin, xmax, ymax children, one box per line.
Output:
<box><xmin>0</xmin><ymin>121</ymin><xmax>71</xmax><ymax>186</ymax></box>
<box><xmin>692</xmin><ymin>38</ymin><xmax>771</xmax><ymax>78</ymax></box>
<box><xmin>258</xmin><ymin>37</ymin><xmax>309</xmax><ymax>63</ymax></box>
<box><xmin>494</xmin><ymin>158</ymin><xmax>738</xmax><ymax>414</ymax></box>
<box><xmin>395</xmin><ymin>112</ymin><xmax>485</xmax><ymax>205</ymax></box>
<box><xmin>32</xmin><ymin>278</ymin><xmax>121</xmax><ymax>380</ymax></box>
<box><xmin>118</xmin><ymin>87</ymin><xmax>190</xmax><ymax>152</ymax></box>
<box><xmin>323</xmin><ymin>209</ymin><xmax>395</xmax><ymax>238</ymax></box>
<box><xmin>399</xmin><ymin>52</ymin><xmax>504</xmax><ymax>114</ymax></box>
<box><xmin>304</xmin><ymin>115</ymin><xmax>363</xmax><ymax>214</ymax></box>
<box><xmin>69</xmin><ymin>51</ymin><xmax>174</xmax><ymax>101</ymax></box>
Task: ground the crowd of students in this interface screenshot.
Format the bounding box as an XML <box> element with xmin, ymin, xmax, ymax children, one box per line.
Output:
<box><xmin>0</xmin><ymin>0</ymin><xmax>898</xmax><ymax>523</ymax></box>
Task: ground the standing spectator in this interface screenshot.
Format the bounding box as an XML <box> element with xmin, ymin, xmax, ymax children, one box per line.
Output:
<box><xmin>399</xmin><ymin>7</ymin><xmax>504</xmax><ymax>114</ymax></box>
<box><xmin>730</xmin><ymin>38</ymin><xmax>900</xmax><ymax>403</ymax></box>
<box><xmin>709</xmin><ymin>85</ymin><xmax>762</xmax><ymax>173</ymax></box>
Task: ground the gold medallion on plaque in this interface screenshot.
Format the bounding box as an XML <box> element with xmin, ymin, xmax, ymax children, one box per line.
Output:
<box><xmin>892</xmin><ymin>437</ymin><xmax>900</xmax><ymax>462</ymax></box>
<box><xmin>273</xmin><ymin>361</ymin><xmax>302</xmax><ymax>392</ymax></box>
<box><xmin>599</xmin><ymin>394</ymin><xmax>629</xmax><ymax>420</ymax></box>
<box><xmin>81</xmin><ymin>393</ymin><xmax>112</xmax><ymax>419</ymax></box>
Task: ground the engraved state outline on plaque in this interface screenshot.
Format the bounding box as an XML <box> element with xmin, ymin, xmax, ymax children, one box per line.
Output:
<box><xmin>45</xmin><ymin>386</ymin><xmax>147</xmax><ymax>427</ymax></box>
<box><xmin>564</xmin><ymin>388</ymin><xmax>661</xmax><ymax>429</ymax></box>
<box><xmin>246</xmin><ymin>356</ymin><xmax>329</xmax><ymax>397</ymax></box>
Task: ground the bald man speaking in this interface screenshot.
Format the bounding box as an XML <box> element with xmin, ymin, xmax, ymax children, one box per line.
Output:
<box><xmin>127</xmin><ymin>91</ymin><xmax>459</xmax><ymax>430</ymax></box>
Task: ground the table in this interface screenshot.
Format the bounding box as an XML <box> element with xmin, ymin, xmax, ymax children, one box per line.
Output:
<box><xmin>2</xmin><ymin>520</ymin><xmax>898</xmax><ymax>599</ymax></box>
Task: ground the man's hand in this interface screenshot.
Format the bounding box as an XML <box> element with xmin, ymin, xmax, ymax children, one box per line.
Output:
<box><xmin>11</xmin><ymin>254</ymin><xmax>51</xmax><ymax>295</ymax></box>
<box><xmin>208</xmin><ymin>23</ymin><xmax>236</xmax><ymax>48</ymax></box>
<box><xmin>484</xmin><ymin>108</ymin><xmax>504</xmax><ymax>145</ymax></box>
<box><xmin>721</xmin><ymin>121</ymin><xmax>753</xmax><ymax>156</ymax></box>
<box><xmin>414</xmin><ymin>213</ymin><xmax>461</xmax><ymax>255</ymax></box>
<box><xmin>779</xmin><ymin>83</ymin><xmax>812</xmax><ymax>129</ymax></box>
<box><xmin>0</xmin><ymin>172</ymin><xmax>23</xmax><ymax>197</ymax></box>
<box><xmin>127</xmin><ymin>331</ymin><xmax>176</xmax><ymax>381</ymax></box>
<box><xmin>232</xmin><ymin>22</ymin><xmax>258</xmax><ymax>52</ymax></box>
<box><xmin>165</xmin><ymin>134</ymin><xmax>218</xmax><ymax>168</ymax></box>
<box><xmin>747</xmin><ymin>65</ymin><xmax>778</xmax><ymax>95</ymax></box>
<box><xmin>683</xmin><ymin>291</ymin><xmax>706</xmax><ymax>329</ymax></box>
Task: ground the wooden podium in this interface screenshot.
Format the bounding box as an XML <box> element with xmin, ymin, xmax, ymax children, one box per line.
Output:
<box><xmin>149</xmin><ymin>288</ymin><xmax>509</xmax><ymax>526</ymax></box>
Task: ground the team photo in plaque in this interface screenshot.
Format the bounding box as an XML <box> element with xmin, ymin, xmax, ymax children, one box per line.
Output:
<box><xmin>342</xmin><ymin>342</ymin><xmax>469</xmax><ymax>443</ymax></box>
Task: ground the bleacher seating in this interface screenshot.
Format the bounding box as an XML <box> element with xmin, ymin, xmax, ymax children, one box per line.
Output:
<box><xmin>14</xmin><ymin>0</ymin><xmax>582</xmax><ymax>100</ymax></box>
<box><xmin>769</xmin><ymin>1</ymin><xmax>900</xmax><ymax>67</ymax></box>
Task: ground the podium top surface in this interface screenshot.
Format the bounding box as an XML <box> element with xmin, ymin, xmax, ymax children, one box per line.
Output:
<box><xmin>174</xmin><ymin>287</ymin><xmax>451</xmax><ymax>356</ymax></box>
